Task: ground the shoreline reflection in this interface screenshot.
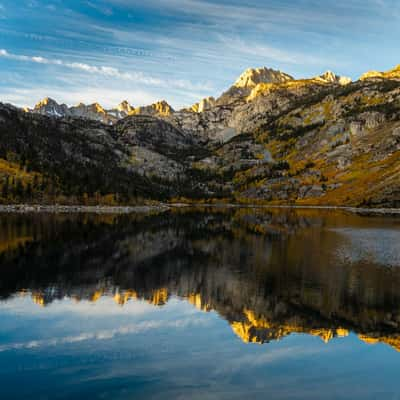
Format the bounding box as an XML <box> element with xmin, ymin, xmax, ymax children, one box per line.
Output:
<box><xmin>1</xmin><ymin>208</ymin><xmax>399</xmax><ymax>352</ymax></box>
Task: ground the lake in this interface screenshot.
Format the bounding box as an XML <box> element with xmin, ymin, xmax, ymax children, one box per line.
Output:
<box><xmin>0</xmin><ymin>207</ymin><xmax>399</xmax><ymax>399</ymax></box>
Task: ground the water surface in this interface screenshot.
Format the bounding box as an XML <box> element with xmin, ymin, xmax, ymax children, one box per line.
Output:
<box><xmin>0</xmin><ymin>208</ymin><xmax>400</xmax><ymax>399</ymax></box>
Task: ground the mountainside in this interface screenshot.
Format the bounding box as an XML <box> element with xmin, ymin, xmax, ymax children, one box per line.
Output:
<box><xmin>2</xmin><ymin>64</ymin><xmax>400</xmax><ymax>207</ymax></box>
<box><xmin>167</xmin><ymin>69</ymin><xmax>353</xmax><ymax>143</ymax></box>
<box><xmin>0</xmin><ymin>104</ymin><xmax>206</xmax><ymax>204</ymax></box>
<box><xmin>192</xmin><ymin>75</ymin><xmax>400</xmax><ymax>207</ymax></box>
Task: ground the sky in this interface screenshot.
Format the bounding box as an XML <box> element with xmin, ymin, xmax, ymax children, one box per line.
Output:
<box><xmin>0</xmin><ymin>0</ymin><xmax>400</xmax><ymax>109</ymax></box>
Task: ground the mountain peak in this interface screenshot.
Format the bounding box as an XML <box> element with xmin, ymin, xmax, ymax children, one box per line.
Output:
<box><xmin>34</xmin><ymin>97</ymin><xmax>59</xmax><ymax>109</ymax></box>
<box><xmin>360</xmin><ymin>64</ymin><xmax>400</xmax><ymax>81</ymax></box>
<box><xmin>117</xmin><ymin>100</ymin><xmax>134</xmax><ymax>113</ymax></box>
<box><xmin>155</xmin><ymin>100</ymin><xmax>174</xmax><ymax>116</ymax></box>
<box><xmin>316</xmin><ymin>71</ymin><xmax>351</xmax><ymax>85</ymax></box>
<box><xmin>156</xmin><ymin>100</ymin><xmax>172</xmax><ymax>107</ymax></box>
<box><xmin>33</xmin><ymin>97</ymin><xmax>68</xmax><ymax>117</ymax></box>
<box><xmin>129</xmin><ymin>100</ymin><xmax>174</xmax><ymax>117</ymax></box>
<box><xmin>149</xmin><ymin>100</ymin><xmax>175</xmax><ymax>116</ymax></box>
<box><xmin>89</xmin><ymin>103</ymin><xmax>106</xmax><ymax>113</ymax></box>
<box><xmin>234</xmin><ymin>67</ymin><xmax>294</xmax><ymax>89</ymax></box>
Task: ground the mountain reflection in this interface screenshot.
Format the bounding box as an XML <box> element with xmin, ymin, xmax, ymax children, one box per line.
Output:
<box><xmin>1</xmin><ymin>208</ymin><xmax>400</xmax><ymax>351</ymax></box>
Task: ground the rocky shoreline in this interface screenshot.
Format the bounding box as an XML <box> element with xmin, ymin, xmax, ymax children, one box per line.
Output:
<box><xmin>0</xmin><ymin>204</ymin><xmax>170</xmax><ymax>214</ymax></box>
<box><xmin>170</xmin><ymin>203</ymin><xmax>400</xmax><ymax>215</ymax></box>
<box><xmin>0</xmin><ymin>203</ymin><xmax>399</xmax><ymax>216</ymax></box>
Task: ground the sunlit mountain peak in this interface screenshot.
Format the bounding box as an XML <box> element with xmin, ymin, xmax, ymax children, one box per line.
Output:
<box><xmin>317</xmin><ymin>70</ymin><xmax>351</xmax><ymax>85</ymax></box>
<box><xmin>360</xmin><ymin>64</ymin><xmax>400</xmax><ymax>80</ymax></box>
<box><xmin>116</xmin><ymin>100</ymin><xmax>134</xmax><ymax>114</ymax></box>
<box><xmin>234</xmin><ymin>66</ymin><xmax>294</xmax><ymax>89</ymax></box>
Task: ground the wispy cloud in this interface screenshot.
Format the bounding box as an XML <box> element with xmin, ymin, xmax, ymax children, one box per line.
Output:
<box><xmin>0</xmin><ymin>317</ymin><xmax>209</xmax><ymax>352</ymax></box>
<box><xmin>0</xmin><ymin>49</ymin><xmax>213</xmax><ymax>93</ymax></box>
<box><xmin>86</xmin><ymin>1</ymin><xmax>114</xmax><ymax>16</ymax></box>
<box><xmin>214</xmin><ymin>345</ymin><xmax>325</xmax><ymax>375</ymax></box>
<box><xmin>110</xmin><ymin>0</ymin><xmax>397</xmax><ymax>31</ymax></box>
<box><xmin>217</xmin><ymin>36</ymin><xmax>335</xmax><ymax>67</ymax></box>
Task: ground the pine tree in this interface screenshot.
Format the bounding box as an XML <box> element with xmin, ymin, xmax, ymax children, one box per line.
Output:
<box><xmin>33</xmin><ymin>175</ymin><xmax>39</xmax><ymax>190</ymax></box>
<box><xmin>1</xmin><ymin>177</ymin><xmax>9</xmax><ymax>199</ymax></box>
<box><xmin>25</xmin><ymin>182</ymin><xmax>33</xmax><ymax>200</ymax></box>
<box><xmin>15</xmin><ymin>179</ymin><xmax>24</xmax><ymax>199</ymax></box>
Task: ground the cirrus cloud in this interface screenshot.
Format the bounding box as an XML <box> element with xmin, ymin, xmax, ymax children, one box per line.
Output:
<box><xmin>0</xmin><ymin>48</ymin><xmax>214</xmax><ymax>92</ymax></box>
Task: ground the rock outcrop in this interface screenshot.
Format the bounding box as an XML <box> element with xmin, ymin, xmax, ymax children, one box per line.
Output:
<box><xmin>190</xmin><ymin>96</ymin><xmax>216</xmax><ymax>113</ymax></box>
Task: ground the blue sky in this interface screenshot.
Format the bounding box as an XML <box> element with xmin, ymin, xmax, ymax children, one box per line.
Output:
<box><xmin>0</xmin><ymin>0</ymin><xmax>400</xmax><ymax>109</ymax></box>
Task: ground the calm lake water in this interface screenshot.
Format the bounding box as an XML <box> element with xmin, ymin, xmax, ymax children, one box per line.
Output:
<box><xmin>0</xmin><ymin>207</ymin><xmax>400</xmax><ymax>399</ymax></box>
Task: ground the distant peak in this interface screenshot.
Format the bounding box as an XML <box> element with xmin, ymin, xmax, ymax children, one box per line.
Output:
<box><xmin>234</xmin><ymin>67</ymin><xmax>294</xmax><ymax>88</ymax></box>
<box><xmin>89</xmin><ymin>103</ymin><xmax>106</xmax><ymax>113</ymax></box>
<box><xmin>316</xmin><ymin>71</ymin><xmax>351</xmax><ymax>85</ymax></box>
<box><xmin>34</xmin><ymin>97</ymin><xmax>58</xmax><ymax>108</ymax></box>
<box><xmin>32</xmin><ymin>97</ymin><xmax>69</xmax><ymax>117</ymax></box>
<box><xmin>132</xmin><ymin>100</ymin><xmax>175</xmax><ymax>117</ymax></box>
<box><xmin>116</xmin><ymin>100</ymin><xmax>134</xmax><ymax>113</ymax></box>
<box><xmin>156</xmin><ymin>100</ymin><xmax>171</xmax><ymax>107</ymax></box>
<box><xmin>360</xmin><ymin>64</ymin><xmax>400</xmax><ymax>81</ymax></box>
<box><xmin>152</xmin><ymin>100</ymin><xmax>175</xmax><ymax>115</ymax></box>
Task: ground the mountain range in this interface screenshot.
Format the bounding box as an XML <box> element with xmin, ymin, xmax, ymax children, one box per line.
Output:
<box><xmin>26</xmin><ymin>67</ymin><xmax>351</xmax><ymax>135</ymax></box>
<box><xmin>27</xmin><ymin>97</ymin><xmax>175</xmax><ymax>125</ymax></box>
<box><xmin>1</xmin><ymin>64</ymin><xmax>399</xmax><ymax>207</ymax></box>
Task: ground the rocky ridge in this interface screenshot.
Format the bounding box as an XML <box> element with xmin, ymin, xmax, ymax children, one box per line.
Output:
<box><xmin>28</xmin><ymin>98</ymin><xmax>175</xmax><ymax>125</ymax></box>
<box><xmin>27</xmin><ymin>67</ymin><xmax>352</xmax><ymax>143</ymax></box>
